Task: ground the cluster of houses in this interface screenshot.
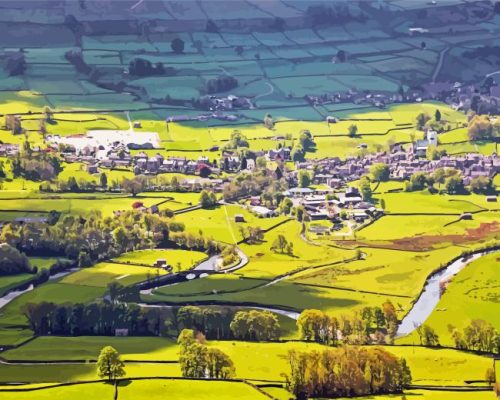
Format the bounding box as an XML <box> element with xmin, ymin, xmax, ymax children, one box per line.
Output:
<box><xmin>246</xmin><ymin>185</ymin><xmax>382</xmax><ymax>226</ymax></box>
<box><xmin>0</xmin><ymin>143</ymin><xmax>19</xmax><ymax>157</ymax></box>
<box><xmin>296</xmin><ymin>142</ymin><xmax>499</xmax><ymax>189</ymax></box>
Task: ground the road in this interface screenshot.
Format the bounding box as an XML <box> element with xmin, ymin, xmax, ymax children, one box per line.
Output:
<box><xmin>432</xmin><ymin>46</ymin><xmax>450</xmax><ymax>83</ymax></box>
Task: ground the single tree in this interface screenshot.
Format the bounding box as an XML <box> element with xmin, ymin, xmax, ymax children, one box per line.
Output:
<box><xmin>348</xmin><ymin>124</ymin><xmax>358</xmax><ymax>137</ymax></box>
<box><xmin>171</xmin><ymin>38</ymin><xmax>185</xmax><ymax>54</ymax></box>
<box><xmin>96</xmin><ymin>346</ymin><xmax>126</xmax><ymax>382</ymax></box>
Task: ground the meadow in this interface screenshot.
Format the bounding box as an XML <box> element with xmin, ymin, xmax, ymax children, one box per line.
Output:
<box><xmin>0</xmin><ymin>380</ymin><xmax>270</xmax><ymax>400</ymax></box>
<box><xmin>398</xmin><ymin>252</ymin><xmax>500</xmax><ymax>347</ymax></box>
<box><xmin>112</xmin><ymin>249</ymin><xmax>207</xmax><ymax>271</ymax></box>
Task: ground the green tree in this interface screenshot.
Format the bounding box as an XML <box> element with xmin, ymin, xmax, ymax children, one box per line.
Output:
<box><xmin>416</xmin><ymin>113</ymin><xmax>431</xmax><ymax>130</ymax></box>
<box><xmin>199</xmin><ymin>190</ymin><xmax>217</xmax><ymax>208</ymax></box>
<box><xmin>96</xmin><ymin>346</ymin><xmax>126</xmax><ymax>382</ymax></box>
<box><xmin>171</xmin><ymin>38</ymin><xmax>185</xmax><ymax>54</ymax></box>
<box><xmin>100</xmin><ymin>173</ymin><xmax>108</xmax><ymax>189</ymax></box>
<box><xmin>348</xmin><ymin>124</ymin><xmax>358</xmax><ymax>138</ymax></box>
<box><xmin>298</xmin><ymin>169</ymin><xmax>311</xmax><ymax>188</ymax></box>
<box><xmin>206</xmin><ymin>348</ymin><xmax>235</xmax><ymax>379</ymax></box>
<box><xmin>445</xmin><ymin>174</ymin><xmax>464</xmax><ymax>194</ymax></box>
<box><xmin>435</xmin><ymin>109</ymin><xmax>441</xmax><ymax>122</ymax></box>
<box><xmin>370</xmin><ymin>163</ymin><xmax>390</xmax><ymax>182</ymax></box>
<box><xmin>271</xmin><ymin>234</ymin><xmax>288</xmax><ymax>253</ymax></box>
<box><xmin>468</xmin><ymin>115</ymin><xmax>494</xmax><ymax>140</ymax></box>
<box><xmin>469</xmin><ymin>176</ymin><xmax>492</xmax><ymax>194</ymax></box>
<box><xmin>416</xmin><ymin>324</ymin><xmax>440</xmax><ymax>347</ymax></box>
<box><xmin>358</xmin><ymin>176</ymin><xmax>372</xmax><ymax>200</ymax></box>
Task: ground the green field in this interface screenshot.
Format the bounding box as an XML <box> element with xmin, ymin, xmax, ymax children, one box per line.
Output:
<box><xmin>112</xmin><ymin>249</ymin><xmax>207</xmax><ymax>271</ymax></box>
<box><xmin>399</xmin><ymin>252</ymin><xmax>500</xmax><ymax>347</ymax></box>
<box><xmin>0</xmin><ymin>380</ymin><xmax>270</xmax><ymax>400</ymax></box>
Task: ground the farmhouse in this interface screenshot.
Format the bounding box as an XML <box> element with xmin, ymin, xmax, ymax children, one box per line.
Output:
<box><xmin>251</xmin><ymin>206</ymin><xmax>276</xmax><ymax>218</ymax></box>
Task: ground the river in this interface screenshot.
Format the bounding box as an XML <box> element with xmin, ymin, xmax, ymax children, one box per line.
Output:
<box><xmin>0</xmin><ymin>268</ymin><xmax>79</xmax><ymax>310</ymax></box>
<box><xmin>396</xmin><ymin>249</ymin><xmax>497</xmax><ymax>337</ymax></box>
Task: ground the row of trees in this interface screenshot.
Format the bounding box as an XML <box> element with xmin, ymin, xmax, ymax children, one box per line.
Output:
<box><xmin>178</xmin><ymin>329</ymin><xmax>235</xmax><ymax>379</ymax></box>
<box><xmin>176</xmin><ymin>306</ymin><xmax>280</xmax><ymax>341</ymax></box>
<box><xmin>449</xmin><ymin>319</ymin><xmax>499</xmax><ymax>354</ymax></box>
<box><xmin>19</xmin><ymin>298</ymin><xmax>178</xmax><ymax>336</ymax></box>
<box><xmin>297</xmin><ymin>302</ymin><xmax>399</xmax><ymax>345</ymax></box>
<box><xmin>285</xmin><ymin>346</ymin><xmax>412</xmax><ymax>400</ymax></box>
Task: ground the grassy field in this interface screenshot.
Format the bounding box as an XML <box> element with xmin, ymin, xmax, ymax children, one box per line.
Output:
<box><xmin>174</xmin><ymin>204</ymin><xmax>289</xmax><ymax>245</ymax></box>
<box><xmin>0</xmin><ymin>380</ymin><xmax>270</xmax><ymax>400</ymax></box>
<box><xmin>60</xmin><ymin>262</ymin><xmax>168</xmax><ymax>287</ymax></box>
<box><xmin>2</xmin><ymin>336</ymin><xmax>178</xmax><ymax>362</ymax></box>
<box><xmin>146</xmin><ymin>278</ymin><xmax>414</xmax><ymax>316</ymax></box>
<box><xmin>1</xmin><ymin>336</ymin><xmax>493</xmax><ymax>387</ymax></box>
<box><xmin>112</xmin><ymin>249</ymin><xmax>207</xmax><ymax>271</ymax></box>
<box><xmin>0</xmin><ymin>282</ymin><xmax>105</xmax><ymax>329</ymax></box>
<box><xmin>398</xmin><ymin>252</ymin><xmax>500</xmax><ymax>347</ymax></box>
<box><xmin>0</xmin><ymin>274</ymin><xmax>34</xmax><ymax>297</ymax></box>
<box><xmin>293</xmin><ymin>246</ymin><xmax>465</xmax><ymax>299</ymax></box>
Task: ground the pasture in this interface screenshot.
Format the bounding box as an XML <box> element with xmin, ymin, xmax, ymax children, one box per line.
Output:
<box><xmin>398</xmin><ymin>252</ymin><xmax>500</xmax><ymax>347</ymax></box>
<box><xmin>112</xmin><ymin>249</ymin><xmax>207</xmax><ymax>271</ymax></box>
<box><xmin>0</xmin><ymin>380</ymin><xmax>270</xmax><ymax>400</ymax></box>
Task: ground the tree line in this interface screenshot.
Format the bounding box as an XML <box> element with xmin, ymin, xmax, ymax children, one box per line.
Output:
<box><xmin>1</xmin><ymin>210</ymin><xmax>224</xmax><ymax>268</ymax></box>
<box><xmin>178</xmin><ymin>329</ymin><xmax>235</xmax><ymax>379</ymax></box>
<box><xmin>297</xmin><ymin>302</ymin><xmax>399</xmax><ymax>346</ymax></box>
<box><xmin>285</xmin><ymin>346</ymin><xmax>411</xmax><ymax>400</ymax></box>
<box><xmin>22</xmin><ymin>302</ymin><xmax>281</xmax><ymax>341</ymax></box>
<box><xmin>449</xmin><ymin>319</ymin><xmax>499</xmax><ymax>354</ymax></box>
<box><xmin>176</xmin><ymin>306</ymin><xmax>280</xmax><ymax>341</ymax></box>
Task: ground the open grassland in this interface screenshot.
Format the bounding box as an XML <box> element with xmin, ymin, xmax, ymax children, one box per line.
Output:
<box><xmin>112</xmin><ymin>249</ymin><xmax>207</xmax><ymax>271</ymax></box>
<box><xmin>1</xmin><ymin>337</ymin><xmax>493</xmax><ymax>387</ymax></box>
<box><xmin>373</xmin><ymin>192</ymin><xmax>494</xmax><ymax>215</ymax></box>
<box><xmin>0</xmin><ymin>362</ymin><xmax>180</xmax><ymax>384</ymax></box>
<box><xmin>60</xmin><ymin>262</ymin><xmax>168</xmax><ymax>287</ymax></box>
<box><xmin>236</xmin><ymin>220</ymin><xmax>355</xmax><ymax>279</ymax></box>
<box><xmin>293</xmin><ymin>246</ymin><xmax>465</xmax><ymax>300</ymax></box>
<box><xmin>174</xmin><ymin>204</ymin><xmax>289</xmax><ymax>245</ymax></box>
<box><xmin>398</xmin><ymin>252</ymin><xmax>500</xmax><ymax>347</ymax></box>
<box><xmin>0</xmin><ymin>274</ymin><xmax>33</xmax><ymax>297</ymax></box>
<box><xmin>0</xmin><ymin>380</ymin><xmax>270</xmax><ymax>400</ymax></box>
<box><xmin>146</xmin><ymin>279</ymin><xmax>414</xmax><ymax>316</ymax></box>
<box><xmin>0</xmin><ymin>196</ymin><xmax>162</xmax><ymax>216</ymax></box>
<box><xmin>336</xmin><ymin>390</ymin><xmax>497</xmax><ymax>400</ymax></box>
<box><xmin>2</xmin><ymin>336</ymin><xmax>178</xmax><ymax>362</ymax></box>
<box><xmin>0</xmin><ymin>283</ymin><xmax>105</xmax><ymax>329</ymax></box>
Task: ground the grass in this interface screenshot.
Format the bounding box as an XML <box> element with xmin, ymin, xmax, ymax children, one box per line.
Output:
<box><xmin>60</xmin><ymin>262</ymin><xmax>168</xmax><ymax>287</ymax></box>
<box><xmin>0</xmin><ymin>380</ymin><xmax>270</xmax><ymax>400</ymax></box>
<box><xmin>206</xmin><ymin>341</ymin><xmax>493</xmax><ymax>385</ymax></box>
<box><xmin>373</xmin><ymin>192</ymin><xmax>489</xmax><ymax>215</ymax></box>
<box><xmin>0</xmin><ymin>274</ymin><xmax>33</xmax><ymax>297</ymax></box>
<box><xmin>112</xmin><ymin>249</ymin><xmax>207</xmax><ymax>272</ymax></box>
<box><xmin>2</xmin><ymin>336</ymin><xmax>178</xmax><ymax>362</ymax></box>
<box><xmin>174</xmin><ymin>204</ymin><xmax>289</xmax><ymax>245</ymax></box>
<box><xmin>28</xmin><ymin>257</ymin><xmax>65</xmax><ymax>271</ymax></box>
<box><xmin>0</xmin><ymin>283</ymin><xmax>105</xmax><ymax>328</ymax></box>
<box><xmin>293</xmin><ymin>246</ymin><xmax>465</xmax><ymax>300</ymax></box>
<box><xmin>146</xmin><ymin>279</ymin><xmax>413</xmax><ymax>316</ymax></box>
<box><xmin>0</xmin><ymin>196</ymin><xmax>161</xmax><ymax>216</ymax></box>
<box><xmin>236</xmin><ymin>220</ymin><xmax>355</xmax><ymax>279</ymax></box>
<box><xmin>335</xmin><ymin>390</ymin><xmax>497</xmax><ymax>399</ymax></box>
<box><xmin>398</xmin><ymin>252</ymin><xmax>500</xmax><ymax>347</ymax></box>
